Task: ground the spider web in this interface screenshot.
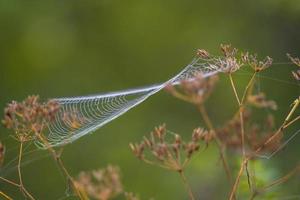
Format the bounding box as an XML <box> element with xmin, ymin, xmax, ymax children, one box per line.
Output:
<box><xmin>39</xmin><ymin>56</ymin><xmax>224</xmax><ymax>147</ymax></box>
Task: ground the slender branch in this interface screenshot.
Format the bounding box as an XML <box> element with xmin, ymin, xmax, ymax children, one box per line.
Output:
<box><xmin>36</xmin><ymin>134</ymin><xmax>87</xmax><ymax>200</ymax></box>
<box><xmin>198</xmin><ymin>105</ymin><xmax>214</xmax><ymax>130</ymax></box>
<box><xmin>229</xmin><ymin>159</ymin><xmax>247</xmax><ymax>200</ymax></box>
<box><xmin>17</xmin><ymin>142</ymin><xmax>23</xmax><ymax>187</ymax></box>
<box><xmin>250</xmin><ymin>164</ymin><xmax>300</xmax><ymax>200</ymax></box>
<box><xmin>0</xmin><ymin>176</ymin><xmax>20</xmax><ymax>187</ymax></box>
<box><xmin>228</xmin><ymin>73</ymin><xmax>257</xmax><ymax>199</ymax></box>
<box><xmin>198</xmin><ymin>104</ymin><xmax>232</xmax><ymax>182</ymax></box>
<box><xmin>254</xmin><ymin>97</ymin><xmax>299</xmax><ymax>156</ymax></box>
<box><xmin>17</xmin><ymin>142</ymin><xmax>36</xmax><ymax>200</ymax></box>
<box><xmin>261</xmin><ymin>165</ymin><xmax>299</xmax><ymax>191</ymax></box>
<box><xmin>179</xmin><ymin>171</ymin><xmax>196</xmax><ymax>200</ymax></box>
<box><xmin>283</xmin><ymin>115</ymin><xmax>300</xmax><ymax>129</ymax></box>
<box><xmin>0</xmin><ymin>191</ymin><xmax>13</xmax><ymax>200</ymax></box>
<box><xmin>230</xmin><ymin>96</ymin><xmax>300</xmax><ymax>200</ymax></box>
<box><xmin>229</xmin><ymin>74</ymin><xmax>241</xmax><ymax>106</ymax></box>
<box><xmin>241</xmin><ymin>72</ymin><xmax>256</xmax><ymax>104</ymax></box>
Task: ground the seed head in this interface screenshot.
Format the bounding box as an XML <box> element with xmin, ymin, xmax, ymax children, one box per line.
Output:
<box><xmin>75</xmin><ymin>165</ymin><xmax>123</xmax><ymax>200</ymax></box>
<box><xmin>196</xmin><ymin>49</ymin><xmax>210</xmax><ymax>59</ymax></box>
<box><xmin>2</xmin><ymin>95</ymin><xmax>60</xmax><ymax>142</ymax></box>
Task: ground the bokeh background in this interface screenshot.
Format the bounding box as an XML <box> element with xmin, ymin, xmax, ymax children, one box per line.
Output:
<box><xmin>0</xmin><ymin>0</ymin><xmax>299</xmax><ymax>199</ymax></box>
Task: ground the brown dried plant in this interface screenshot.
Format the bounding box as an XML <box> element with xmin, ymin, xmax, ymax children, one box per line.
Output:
<box><xmin>130</xmin><ymin>124</ymin><xmax>213</xmax><ymax>200</ymax></box>
<box><xmin>287</xmin><ymin>53</ymin><xmax>300</xmax><ymax>81</ymax></box>
<box><xmin>166</xmin><ymin>68</ymin><xmax>233</xmax><ymax>183</ymax></box>
<box><xmin>75</xmin><ymin>165</ymin><xmax>123</xmax><ymax>200</ymax></box>
<box><xmin>1</xmin><ymin>45</ymin><xmax>299</xmax><ymax>200</ymax></box>
<box><xmin>131</xmin><ymin>45</ymin><xmax>300</xmax><ymax>200</ymax></box>
<box><xmin>1</xmin><ymin>96</ymin><xmax>87</xmax><ymax>200</ymax></box>
<box><xmin>75</xmin><ymin>165</ymin><xmax>145</xmax><ymax>200</ymax></box>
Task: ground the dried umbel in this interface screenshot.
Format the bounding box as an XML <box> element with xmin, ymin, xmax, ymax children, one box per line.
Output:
<box><xmin>75</xmin><ymin>165</ymin><xmax>123</xmax><ymax>200</ymax></box>
<box><xmin>216</xmin><ymin>44</ymin><xmax>242</xmax><ymax>73</ymax></box>
<box><xmin>247</xmin><ymin>92</ymin><xmax>277</xmax><ymax>110</ymax></box>
<box><xmin>196</xmin><ymin>49</ymin><xmax>210</xmax><ymax>59</ymax></box>
<box><xmin>217</xmin><ymin>56</ymin><xmax>242</xmax><ymax>73</ymax></box>
<box><xmin>241</xmin><ymin>52</ymin><xmax>273</xmax><ymax>72</ymax></box>
<box><xmin>130</xmin><ymin>124</ymin><xmax>213</xmax><ymax>171</ymax></box>
<box><xmin>287</xmin><ymin>53</ymin><xmax>300</xmax><ymax>67</ymax></box>
<box><xmin>165</xmin><ymin>74</ymin><xmax>219</xmax><ymax>106</ymax></box>
<box><xmin>220</xmin><ymin>44</ymin><xmax>238</xmax><ymax>58</ymax></box>
<box><xmin>2</xmin><ymin>95</ymin><xmax>60</xmax><ymax>142</ymax></box>
<box><xmin>216</xmin><ymin>109</ymin><xmax>281</xmax><ymax>155</ymax></box>
<box><xmin>287</xmin><ymin>53</ymin><xmax>300</xmax><ymax>81</ymax></box>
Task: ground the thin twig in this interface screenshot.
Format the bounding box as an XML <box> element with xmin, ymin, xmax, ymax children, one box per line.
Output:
<box><xmin>0</xmin><ymin>191</ymin><xmax>13</xmax><ymax>200</ymax></box>
<box><xmin>17</xmin><ymin>142</ymin><xmax>36</xmax><ymax>200</ymax></box>
<box><xmin>0</xmin><ymin>176</ymin><xmax>20</xmax><ymax>187</ymax></box>
<box><xmin>230</xmin><ymin>96</ymin><xmax>300</xmax><ymax>200</ymax></box>
<box><xmin>198</xmin><ymin>105</ymin><xmax>232</xmax><ymax>182</ymax></box>
<box><xmin>228</xmin><ymin>73</ymin><xmax>256</xmax><ymax>199</ymax></box>
<box><xmin>241</xmin><ymin>72</ymin><xmax>257</xmax><ymax>104</ymax></box>
<box><xmin>179</xmin><ymin>171</ymin><xmax>196</xmax><ymax>200</ymax></box>
<box><xmin>250</xmin><ymin>164</ymin><xmax>300</xmax><ymax>200</ymax></box>
<box><xmin>36</xmin><ymin>134</ymin><xmax>87</xmax><ymax>200</ymax></box>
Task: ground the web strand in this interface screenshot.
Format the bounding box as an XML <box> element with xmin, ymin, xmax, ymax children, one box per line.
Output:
<box><xmin>38</xmin><ymin>56</ymin><xmax>223</xmax><ymax>147</ymax></box>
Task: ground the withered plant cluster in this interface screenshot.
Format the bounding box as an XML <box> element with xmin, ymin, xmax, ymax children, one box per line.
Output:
<box><xmin>130</xmin><ymin>45</ymin><xmax>300</xmax><ymax>200</ymax></box>
<box><xmin>75</xmin><ymin>165</ymin><xmax>128</xmax><ymax>200</ymax></box>
<box><xmin>2</xmin><ymin>96</ymin><xmax>59</xmax><ymax>142</ymax></box>
<box><xmin>0</xmin><ymin>45</ymin><xmax>299</xmax><ymax>200</ymax></box>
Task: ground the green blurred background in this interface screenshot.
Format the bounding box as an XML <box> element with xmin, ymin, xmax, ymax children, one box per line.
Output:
<box><xmin>0</xmin><ymin>0</ymin><xmax>299</xmax><ymax>199</ymax></box>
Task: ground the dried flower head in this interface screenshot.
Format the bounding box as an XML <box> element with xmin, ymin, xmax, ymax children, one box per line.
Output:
<box><xmin>247</xmin><ymin>92</ymin><xmax>277</xmax><ymax>110</ymax></box>
<box><xmin>287</xmin><ymin>53</ymin><xmax>300</xmax><ymax>81</ymax></box>
<box><xmin>0</xmin><ymin>141</ymin><xmax>4</xmax><ymax>167</ymax></box>
<box><xmin>242</xmin><ymin>52</ymin><xmax>273</xmax><ymax>72</ymax></box>
<box><xmin>130</xmin><ymin>124</ymin><xmax>213</xmax><ymax>171</ymax></box>
<box><xmin>220</xmin><ymin>44</ymin><xmax>238</xmax><ymax>58</ymax></box>
<box><xmin>287</xmin><ymin>53</ymin><xmax>300</xmax><ymax>67</ymax></box>
<box><xmin>166</xmin><ymin>74</ymin><xmax>218</xmax><ymax>106</ymax></box>
<box><xmin>217</xmin><ymin>56</ymin><xmax>242</xmax><ymax>73</ymax></box>
<box><xmin>2</xmin><ymin>95</ymin><xmax>60</xmax><ymax>142</ymax></box>
<box><xmin>291</xmin><ymin>70</ymin><xmax>300</xmax><ymax>81</ymax></box>
<box><xmin>216</xmin><ymin>109</ymin><xmax>281</xmax><ymax>155</ymax></box>
<box><xmin>196</xmin><ymin>49</ymin><xmax>210</xmax><ymax>59</ymax></box>
<box><xmin>75</xmin><ymin>165</ymin><xmax>123</xmax><ymax>200</ymax></box>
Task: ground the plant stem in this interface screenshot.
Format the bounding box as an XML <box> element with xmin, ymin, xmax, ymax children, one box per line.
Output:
<box><xmin>0</xmin><ymin>176</ymin><xmax>20</xmax><ymax>187</ymax></box>
<box><xmin>230</xmin><ymin>96</ymin><xmax>299</xmax><ymax>200</ymax></box>
<box><xmin>36</xmin><ymin>134</ymin><xmax>87</xmax><ymax>200</ymax></box>
<box><xmin>0</xmin><ymin>191</ymin><xmax>13</xmax><ymax>200</ymax></box>
<box><xmin>198</xmin><ymin>105</ymin><xmax>232</xmax><ymax>182</ymax></box>
<box><xmin>250</xmin><ymin>164</ymin><xmax>300</xmax><ymax>200</ymax></box>
<box><xmin>262</xmin><ymin>165</ymin><xmax>299</xmax><ymax>191</ymax></box>
<box><xmin>178</xmin><ymin>171</ymin><xmax>195</xmax><ymax>200</ymax></box>
<box><xmin>229</xmin><ymin>159</ymin><xmax>247</xmax><ymax>200</ymax></box>
<box><xmin>198</xmin><ymin>105</ymin><xmax>214</xmax><ymax>130</ymax></box>
<box><xmin>241</xmin><ymin>72</ymin><xmax>256</xmax><ymax>104</ymax></box>
<box><xmin>228</xmin><ymin>73</ymin><xmax>255</xmax><ymax>199</ymax></box>
<box><xmin>229</xmin><ymin>74</ymin><xmax>241</xmax><ymax>106</ymax></box>
<box><xmin>17</xmin><ymin>142</ymin><xmax>36</xmax><ymax>200</ymax></box>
